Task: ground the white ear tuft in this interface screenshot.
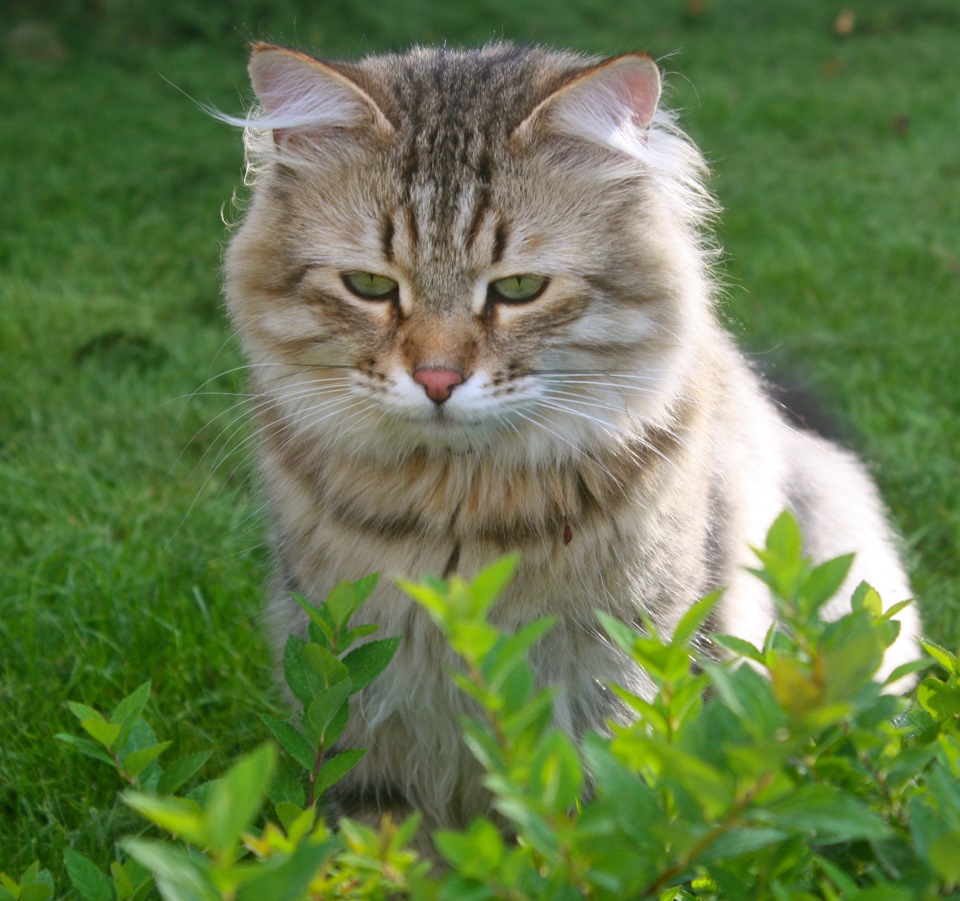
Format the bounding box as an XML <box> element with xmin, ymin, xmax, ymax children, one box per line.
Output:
<box><xmin>248</xmin><ymin>44</ymin><xmax>391</xmax><ymax>136</ymax></box>
<box><xmin>518</xmin><ymin>54</ymin><xmax>662</xmax><ymax>158</ymax></box>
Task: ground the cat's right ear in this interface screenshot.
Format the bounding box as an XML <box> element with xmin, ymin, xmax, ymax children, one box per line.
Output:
<box><xmin>514</xmin><ymin>54</ymin><xmax>661</xmax><ymax>159</ymax></box>
<box><xmin>248</xmin><ymin>43</ymin><xmax>393</xmax><ymax>152</ymax></box>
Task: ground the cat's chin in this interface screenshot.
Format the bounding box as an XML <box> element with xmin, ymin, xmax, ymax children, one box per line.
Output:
<box><xmin>389</xmin><ymin>418</ymin><xmax>498</xmax><ymax>456</ymax></box>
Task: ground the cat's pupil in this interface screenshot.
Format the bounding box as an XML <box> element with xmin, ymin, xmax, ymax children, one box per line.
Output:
<box><xmin>490</xmin><ymin>274</ymin><xmax>548</xmax><ymax>303</ymax></box>
<box><xmin>342</xmin><ymin>271</ymin><xmax>398</xmax><ymax>299</ymax></box>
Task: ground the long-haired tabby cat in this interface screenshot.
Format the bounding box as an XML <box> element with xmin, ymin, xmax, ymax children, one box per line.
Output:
<box><xmin>222</xmin><ymin>42</ymin><xmax>919</xmax><ymax>843</ymax></box>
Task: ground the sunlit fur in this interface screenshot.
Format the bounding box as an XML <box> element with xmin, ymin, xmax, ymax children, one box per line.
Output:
<box><xmin>222</xmin><ymin>42</ymin><xmax>919</xmax><ymax>848</ymax></box>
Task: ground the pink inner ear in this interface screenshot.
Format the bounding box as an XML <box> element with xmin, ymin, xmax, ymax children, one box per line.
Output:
<box><xmin>249</xmin><ymin>51</ymin><xmax>304</xmax><ymax>116</ymax></box>
<box><xmin>603</xmin><ymin>57</ymin><xmax>661</xmax><ymax>128</ymax></box>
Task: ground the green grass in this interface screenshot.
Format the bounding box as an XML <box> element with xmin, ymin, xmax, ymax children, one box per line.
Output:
<box><xmin>2</xmin><ymin>0</ymin><xmax>958</xmax><ymax>890</ymax></box>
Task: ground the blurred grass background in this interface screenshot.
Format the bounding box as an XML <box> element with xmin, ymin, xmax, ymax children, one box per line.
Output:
<box><xmin>2</xmin><ymin>0</ymin><xmax>958</xmax><ymax>889</ymax></box>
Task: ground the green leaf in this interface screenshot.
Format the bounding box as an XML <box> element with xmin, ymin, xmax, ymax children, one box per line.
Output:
<box><xmin>322</xmin><ymin>698</ymin><xmax>351</xmax><ymax>748</ymax></box>
<box><xmin>711</xmin><ymin>634</ymin><xmax>764</xmax><ymax>664</ymax></box>
<box><xmin>341</xmin><ymin>637</ymin><xmax>401</xmax><ymax>693</ymax></box>
<box><xmin>260</xmin><ymin>713</ymin><xmax>317</xmax><ymax>771</ymax></box>
<box><xmin>435</xmin><ymin>819</ymin><xmax>505</xmax><ymax>878</ymax></box>
<box><xmin>123</xmin><ymin>742</ymin><xmax>172</xmax><ymax>780</ymax></box>
<box><xmin>768</xmin><ymin>653</ymin><xmax>822</xmax><ymax>718</ymax></box>
<box><xmin>449</xmin><ymin>622</ymin><xmax>500</xmax><ymax>660</ymax></box>
<box><xmin>274</xmin><ymin>801</ymin><xmax>307</xmax><ymax>834</ymax></box>
<box><xmin>820</xmin><ymin>614</ymin><xmax>885</xmax><ymax>697</ymax></box>
<box><xmin>157</xmin><ymin>752</ymin><xmax>212</xmax><ymax>795</ymax></box>
<box><xmin>396</xmin><ymin>577</ymin><xmax>448</xmax><ymax>619</ymax></box>
<box><xmin>325</xmin><ymin>581</ymin><xmax>359</xmax><ymax>630</ymax></box>
<box><xmin>928</xmin><ymin>829</ymin><xmax>960</xmax><ymax>883</ymax></box>
<box><xmin>610</xmin><ymin>685</ymin><xmax>669</xmax><ymax>733</ymax></box>
<box><xmin>123</xmin><ymin>793</ymin><xmax>206</xmax><ymax>845</ymax></box>
<box><xmin>63</xmin><ymin>851</ymin><xmax>115</xmax><ymax>901</ymax></box>
<box><xmin>595</xmin><ymin>610</ymin><xmax>641</xmax><ymax>657</ymax></box>
<box><xmin>802</xmin><ymin>554</ymin><xmax>854</xmax><ymax>612</ymax></box>
<box><xmin>315</xmin><ymin>749</ymin><xmax>366</xmax><ymax>797</ymax></box>
<box><xmin>303</xmin><ymin>643</ymin><xmax>349</xmax><ymax>689</ymax></box>
<box><xmin>631</xmin><ymin>636</ymin><xmax>692</xmax><ymax>683</ymax></box>
<box><xmin>851</xmin><ymin>582</ymin><xmax>883</xmax><ymax>616</ymax></box>
<box><xmin>697</xmin><ymin>827</ymin><xmax>790</xmax><ymax>862</ymax></box>
<box><xmin>533</xmin><ymin>731</ymin><xmax>583</xmax><ymax>813</ymax></box>
<box><xmin>55</xmin><ymin>733</ymin><xmax>118</xmax><ymax>768</ymax></box>
<box><xmin>19</xmin><ymin>888</ymin><xmax>52</xmax><ymax>901</ymax></box>
<box><xmin>0</xmin><ymin>866</ymin><xmax>54</xmax><ymax>901</ymax></box>
<box><xmin>672</xmin><ymin>590</ymin><xmax>723</xmax><ymax>647</ymax></box>
<box><xmin>235</xmin><ymin>839</ymin><xmax>336</xmax><ymax>901</ymax></box>
<box><xmin>289</xmin><ymin>593</ymin><xmax>335</xmax><ymax>644</ymax></box>
<box><xmin>916</xmin><ymin>678</ymin><xmax>960</xmax><ymax>719</ymax></box>
<box><xmin>66</xmin><ymin>701</ymin><xmax>120</xmax><ymax>749</ymax></box>
<box><xmin>109</xmin><ymin>681</ymin><xmax>152</xmax><ymax>749</ymax></box>
<box><xmin>305</xmin><ymin>682</ymin><xmax>351</xmax><ymax>739</ymax></box>
<box><xmin>67</xmin><ymin>702</ymin><xmax>103</xmax><ymax>724</ymax></box>
<box><xmin>267</xmin><ymin>761</ymin><xmax>306</xmax><ymax>809</ymax></box>
<box><xmin>468</xmin><ymin>554</ymin><xmax>519</xmax><ymax>614</ymax></box>
<box><xmin>306</xmin><ymin>616</ymin><xmax>334</xmax><ymax>649</ymax></box>
<box><xmin>919</xmin><ymin>638</ymin><xmax>957</xmax><ymax>674</ymax></box>
<box><xmin>483</xmin><ymin>616</ymin><xmax>556</xmax><ymax>694</ymax></box>
<box><xmin>348</xmin><ymin>623</ymin><xmax>380</xmax><ymax>640</ymax></box>
<box><xmin>120</xmin><ymin>840</ymin><xmax>218</xmax><ymax>901</ymax></box>
<box><xmin>110</xmin><ymin>860</ymin><xmax>151</xmax><ymax>901</ymax></box>
<box><xmin>751</xmin><ymin>785</ymin><xmax>890</xmax><ymax>842</ymax></box>
<box><xmin>283</xmin><ymin>637</ymin><xmax>322</xmax><ymax>707</ymax></box>
<box><xmin>883</xmin><ymin>658</ymin><xmax>930</xmax><ymax>687</ymax></box>
<box><xmin>79</xmin><ymin>718</ymin><xmax>121</xmax><ymax>750</ymax></box>
<box><xmin>352</xmin><ymin>573</ymin><xmax>380</xmax><ymax>606</ymax></box>
<box><xmin>203</xmin><ymin>743</ymin><xmax>277</xmax><ymax>859</ymax></box>
<box><xmin>765</xmin><ymin>510</ymin><xmax>803</xmax><ymax>561</ymax></box>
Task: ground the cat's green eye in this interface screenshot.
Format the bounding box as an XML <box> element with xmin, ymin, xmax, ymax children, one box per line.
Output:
<box><xmin>489</xmin><ymin>274</ymin><xmax>548</xmax><ymax>303</ymax></box>
<box><xmin>342</xmin><ymin>271</ymin><xmax>399</xmax><ymax>300</ymax></box>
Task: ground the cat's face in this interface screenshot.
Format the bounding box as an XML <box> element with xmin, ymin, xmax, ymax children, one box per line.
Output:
<box><xmin>225</xmin><ymin>45</ymin><xmax>711</xmax><ymax>460</ymax></box>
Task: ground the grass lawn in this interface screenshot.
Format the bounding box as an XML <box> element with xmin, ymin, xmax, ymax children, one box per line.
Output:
<box><xmin>2</xmin><ymin>0</ymin><xmax>958</xmax><ymax>890</ymax></box>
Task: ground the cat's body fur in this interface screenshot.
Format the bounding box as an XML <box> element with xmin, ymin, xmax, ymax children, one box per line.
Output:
<box><xmin>223</xmin><ymin>43</ymin><xmax>918</xmax><ymax>838</ymax></box>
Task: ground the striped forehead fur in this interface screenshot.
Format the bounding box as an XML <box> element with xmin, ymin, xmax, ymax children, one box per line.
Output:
<box><xmin>221</xmin><ymin>42</ymin><xmax>716</xmax><ymax>235</ymax></box>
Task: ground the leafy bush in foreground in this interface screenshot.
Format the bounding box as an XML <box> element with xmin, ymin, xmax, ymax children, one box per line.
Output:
<box><xmin>7</xmin><ymin>512</ymin><xmax>960</xmax><ymax>899</ymax></box>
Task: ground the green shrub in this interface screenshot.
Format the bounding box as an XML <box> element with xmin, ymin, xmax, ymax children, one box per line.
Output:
<box><xmin>10</xmin><ymin>512</ymin><xmax>960</xmax><ymax>900</ymax></box>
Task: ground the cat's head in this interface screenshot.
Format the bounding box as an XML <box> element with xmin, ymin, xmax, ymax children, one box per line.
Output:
<box><xmin>224</xmin><ymin>43</ymin><xmax>716</xmax><ymax>462</ymax></box>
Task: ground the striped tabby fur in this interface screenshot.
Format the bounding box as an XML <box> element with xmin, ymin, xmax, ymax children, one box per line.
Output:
<box><xmin>222</xmin><ymin>42</ymin><xmax>919</xmax><ymax>846</ymax></box>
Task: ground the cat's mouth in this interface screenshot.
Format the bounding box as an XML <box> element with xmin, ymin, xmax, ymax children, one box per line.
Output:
<box><xmin>388</xmin><ymin>404</ymin><xmax>501</xmax><ymax>453</ymax></box>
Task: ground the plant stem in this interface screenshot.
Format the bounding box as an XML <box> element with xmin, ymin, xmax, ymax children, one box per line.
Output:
<box><xmin>639</xmin><ymin>770</ymin><xmax>776</xmax><ymax>896</ymax></box>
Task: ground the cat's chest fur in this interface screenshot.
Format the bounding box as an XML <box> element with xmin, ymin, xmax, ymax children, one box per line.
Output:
<box><xmin>260</xmin><ymin>378</ymin><xmax>716</xmax><ymax>638</ymax></box>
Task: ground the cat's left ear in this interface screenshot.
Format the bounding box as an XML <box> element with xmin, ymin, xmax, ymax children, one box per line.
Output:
<box><xmin>247</xmin><ymin>43</ymin><xmax>393</xmax><ymax>151</ymax></box>
<box><xmin>515</xmin><ymin>54</ymin><xmax>661</xmax><ymax>158</ymax></box>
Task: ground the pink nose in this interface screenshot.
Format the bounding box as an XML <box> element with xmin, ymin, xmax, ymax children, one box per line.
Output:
<box><xmin>413</xmin><ymin>367</ymin><xmax>464</xmax><ymax>403</ymax></box>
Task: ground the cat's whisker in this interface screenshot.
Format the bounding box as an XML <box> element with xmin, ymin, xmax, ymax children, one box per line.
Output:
<box><xmin>511</xmin><ymin>408</ymin><xmax>629</xmax><ymax>496</ymax></box>
<box><xmin>536</xmin><ymin>399</ymin><xmax>627</xmax><ymax>433</ymax></box>
<box><xmin>536</xmin><ymin>369</ymin><xmax>675</xmax><ymax>382</ymax></box>
<box><xmin>188</xmin><ymin>382</ymin><xmax>350</xmax><ymax>467</ymax></box>
<box><xmin>540</xmin><ymin>379</ymin><xmax>667</xmax><ymax>396</ymax></box>
<box><xmin>191</xmin><ymin>387</ymin><xmax>360</xmax><ymax>491</ymax></box>
<box><xmin>541</xmin><ymin>378</ymin><xmax>662</xmax><ymax>391</ymax></box>
<box><xmin>282</xmin><ymin>397</ymin><xmax>373</xmax><ymax>449</ymax></box>
<box><xmin>538</xmin><ymin>387</ymin><xmax>652</xmax><ymax>415</ymax></box>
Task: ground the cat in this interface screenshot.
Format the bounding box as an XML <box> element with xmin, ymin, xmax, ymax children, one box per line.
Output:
<box><xmin>221</xmin><ymin>41</ymin><xmax>919</xmax><ymax>844</ymax></box>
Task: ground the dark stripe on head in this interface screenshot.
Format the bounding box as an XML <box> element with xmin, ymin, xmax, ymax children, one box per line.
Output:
<box><xmin>404</xmin><ymin>205</ymin><xmax>419</xmax><ymax>251</ymax></box>
<box><xmin>464</xmin><ymin>189</ymin><xmax>491</xmax><ymax>255</ymax></box>
<box><xmin>492</xmin><ymin>219</ymin><xmax>509</xmax><ymax>264</ymax></box>
<box><xmin>381</xmin><ymin>215</ymin><xmax>395</xmax><ymax>264</ymax></box>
